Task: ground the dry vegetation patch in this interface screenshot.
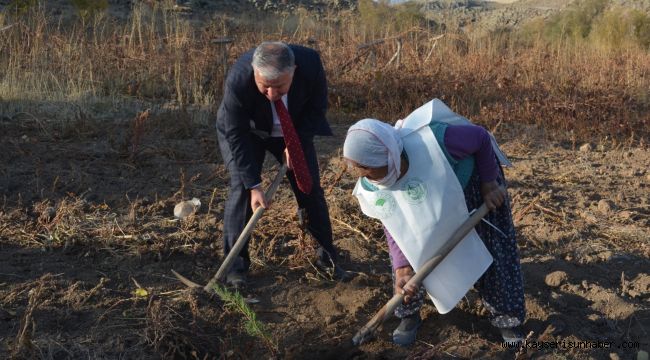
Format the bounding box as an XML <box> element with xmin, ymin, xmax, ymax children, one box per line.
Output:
<box><xmin>1</xmin><ymin>1</ymin><xmax>649</xmax><ymax>359</ymax></box>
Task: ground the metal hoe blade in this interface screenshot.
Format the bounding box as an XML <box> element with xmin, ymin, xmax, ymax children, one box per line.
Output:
<box><xmin>171</xmin><ymin>163</ymin><xmax>288</xmax><ymax>292</ymax></box>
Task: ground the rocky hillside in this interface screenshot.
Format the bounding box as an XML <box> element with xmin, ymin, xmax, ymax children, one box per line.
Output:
<box><xmin>421</xmin><ymin>0</ymin><xmax>650</xmax><ymax>33</ymax></box>
<box><xmin>2</xmin><ymin>0</ymin><xmax>647</xmax><ymax>34</ymax></box>
<box><xmin>204</xmin><ymin>0</ymin><xmax>650</xmax><ymax>34</ymax></box>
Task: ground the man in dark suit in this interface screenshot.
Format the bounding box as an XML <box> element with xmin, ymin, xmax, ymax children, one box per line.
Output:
<box><xmin>216</xmin><ymin>41</ymin><xmax>349</xmax><ymax>287</ymax></box>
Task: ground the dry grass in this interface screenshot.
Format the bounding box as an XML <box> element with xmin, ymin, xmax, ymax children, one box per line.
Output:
<box><xmin>0</xmin><ymin>2</ymin><xmax>649</xmax><ymax>359</ymax></box>
<box><xmin>0</xmin><ymin>1</ymin><xmax>648</xmax><ymax>142</ymax></box>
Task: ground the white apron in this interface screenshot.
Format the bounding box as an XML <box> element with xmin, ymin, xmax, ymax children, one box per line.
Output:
<box><xmin>398</xmin><ymin>99</ymin><xmax>512</xmax><ymax>167</ymax></box>
<box><xmin>352</xmin><ymin>115</ymin><xmax>493</xmax><ymax>314</ymax></box>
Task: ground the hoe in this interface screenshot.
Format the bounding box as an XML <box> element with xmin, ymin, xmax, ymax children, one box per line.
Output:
<box><xmin>353</xmin><ymin>203</ymin><xmax>490</xmax><ymax>345</ymax></box>
<box><xmin>171</xmin><ymin>163</ymin><xmax>288</xmax><ymax>292</ymax></box>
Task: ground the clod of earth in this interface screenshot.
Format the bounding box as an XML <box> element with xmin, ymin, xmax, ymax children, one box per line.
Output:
<box><xmin>545</xmin><ymin>271</ymin><xmax>568</xmax><ymax>287</ymax></box>
<box><xmin>579</xmin><ymin>143</ymin><xmax>593</xmax><ymax>152</ymax></box>
<box><xmin>597</xmin><ymin>199</ymin><xmax>615</xmax><ymax>215</ymax></box>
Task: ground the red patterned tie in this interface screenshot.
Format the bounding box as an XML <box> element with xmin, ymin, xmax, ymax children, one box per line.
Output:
<box><xmin>274</xmin><ymin>100</ymin><xmax>313</xmax><ymax>194</ymax></box>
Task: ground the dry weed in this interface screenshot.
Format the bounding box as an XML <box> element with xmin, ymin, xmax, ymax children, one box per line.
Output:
<box><xmin>1</xmin><ymin>5</ymin><xmax>648</xmax><ymax>142</ymax></box>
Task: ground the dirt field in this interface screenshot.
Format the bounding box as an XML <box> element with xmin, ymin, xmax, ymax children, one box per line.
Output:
<box><xmin>0</xmin><ymin>107</ymin><xmax>648</xmax><ymax>359</ymax></box>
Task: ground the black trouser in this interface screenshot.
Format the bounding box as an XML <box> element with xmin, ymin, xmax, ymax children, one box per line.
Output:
<box><xmin>219</xmin><ymin>135</ymin><xmax>336</xmax><ymax>273</ymax></box>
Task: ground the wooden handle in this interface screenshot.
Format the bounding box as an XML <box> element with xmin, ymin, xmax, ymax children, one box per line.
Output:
<box><xmin>352</xmin><ymin>203</ymin><xmax>490</xmax><ymax>345</ymax></box>
<box><xmin>205</xmin><ymin>163</ymin><xmax>288</xmax><ymax>291</ymax></box>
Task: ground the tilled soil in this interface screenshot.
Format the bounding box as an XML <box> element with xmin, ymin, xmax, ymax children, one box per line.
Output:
<box><xmin>0</xmin><ymin>111</ymin><xmax>648</xmax><ymax>359</ymax></box>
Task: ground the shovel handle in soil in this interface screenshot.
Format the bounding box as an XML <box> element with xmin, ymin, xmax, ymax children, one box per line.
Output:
<box><xmin>204</xmin><ymin>163</ymin><xmax>289</xmax><ymax>292</ymax></box>
<box><xmin>352</xmin><ymin>203</ymin><xmax>490</xmax><ymax>346</ymax></box>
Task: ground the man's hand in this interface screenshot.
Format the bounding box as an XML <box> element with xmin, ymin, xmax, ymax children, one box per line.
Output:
<box><xmin>250</xmin><ymin>187</ymin><xmax>268</xmax><ymax>212</ymax></box>
<box><xmin>283</xmin><ymin>147</ymin><xmax>292</xmax><ymax>170</ymax></box>
<box><xmin>395</xmin><ymin>266</ymin><xmax>418</xmax><ymax>303</ymax></box>
<box><xmin>480</xmin><ymin>180</ymin><xmax>506</xmax><ymax>211</ymax></box>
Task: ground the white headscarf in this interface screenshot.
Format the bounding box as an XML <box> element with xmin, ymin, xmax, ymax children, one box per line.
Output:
<box><xmin>343</xmin><ymin>119</ymin><xmax>403</xmax><ymax>188</ymax></box>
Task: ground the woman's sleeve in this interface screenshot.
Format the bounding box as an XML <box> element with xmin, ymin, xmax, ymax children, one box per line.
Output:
<box><xmin>444</xmin><ymin>124</ymin><xmax>498</xmax><ymax>182</ymax></box>
<box><xmin>385</xmin><ymin>226</ymin><xmax>410</xmax><ymax>270</ymax></box>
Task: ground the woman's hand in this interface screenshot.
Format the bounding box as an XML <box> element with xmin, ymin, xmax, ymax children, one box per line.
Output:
<box><xmin>395</xmin><ymin>266</ymin><xmax>418</xmax><ymax>303</ymax></box>
<box><xmin>480</xmin><ymin>180</ymin><xmax>506</xmax><ymax>211</ymax></box>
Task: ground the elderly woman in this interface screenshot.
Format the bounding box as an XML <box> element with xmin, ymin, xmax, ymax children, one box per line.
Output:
<box><xmin>343</xmin><ymin>101</ymin><xmax>526</xmax><ymax>346</ymax></box>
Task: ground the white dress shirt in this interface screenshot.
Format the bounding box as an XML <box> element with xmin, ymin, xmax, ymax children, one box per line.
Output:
<box><xmin>270</xmin><ymin>94</ymin><xmax>288</xmax><ymax>137</ymax></box>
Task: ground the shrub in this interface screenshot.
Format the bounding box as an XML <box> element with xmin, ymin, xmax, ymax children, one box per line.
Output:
<box><xmin>70</xmin><ymin>0</ymin><xmax>108</xmax><ymax>22</ymax></box>
<box><xmin>357</xmin><ymin>0</ymin><xmax>426</xmax><ymax>38</ymax></box>
<box><xmin>544</xmin><ymin>0</ymin><xmax>609</xmax><ymax>42</ymax></box>
<box><xmin>629</xmin><ymin>9</ymin><xmax>650</xmax><ymax>49</ymax></box>
<box><xmin>516</xmin><ymin>17</ymin><xmax>546</xmax><ymax>47</ymax></box>
<box><xmin>516</xmin><ymin>0</ymin><xmax>650</xmax><ymax>51</ymax></box>
<box><xmin>7</xmin><ymin>0</ymin><xmax>37</xmax><ymax>16</ymax></box>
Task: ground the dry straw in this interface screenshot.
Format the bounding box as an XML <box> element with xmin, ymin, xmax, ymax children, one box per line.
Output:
<box><xmin>0</xmin><ymin>0</ymin><xmax>648</xmax><ymax>141</ymax></box>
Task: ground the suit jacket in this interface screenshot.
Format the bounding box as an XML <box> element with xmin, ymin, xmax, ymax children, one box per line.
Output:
<box><xmin>216</xmin><ymin>45</ymin><xmax>332</xmax><ymax>189</ymax></box>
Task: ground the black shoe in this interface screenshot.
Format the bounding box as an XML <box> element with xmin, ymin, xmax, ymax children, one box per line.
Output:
<box><xmin>499</xmin><ymin>326</ymin><xmax>525</xmax><ymax>345</ymax></box>
<box><xmin>392</xmin><ymin>313</ymin><xmax>422</xmax><ymax>346</ymax></box>
<box><xmin>315</xmin><ymin>258</ymin><xmax>355</xmax><ymax>282</ymax></box>
<box><xmin>225</xmin><ymin>271</ymin><xmax>246</xmax><ymax>289</ymax></box>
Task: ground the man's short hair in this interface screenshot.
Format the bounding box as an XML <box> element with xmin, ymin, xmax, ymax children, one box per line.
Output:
<box><xmin>252</xmin><ymin>41</ymin><xmax>295</xmax><ymax>80</ymax></box>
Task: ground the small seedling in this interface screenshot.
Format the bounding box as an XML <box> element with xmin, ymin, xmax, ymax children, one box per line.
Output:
<box><xmin>212</xmin><ymin>285</ymin><xmax>277</xmax><ymax>353</ymax></box>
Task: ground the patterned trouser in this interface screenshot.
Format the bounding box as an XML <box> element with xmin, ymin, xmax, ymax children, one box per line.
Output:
<box><xmin>392</xmin><ymin>167</ymin><xmax>526</xmax><ymax>329</ymax></box>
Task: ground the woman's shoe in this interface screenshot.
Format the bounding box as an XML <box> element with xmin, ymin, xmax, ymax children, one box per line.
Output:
<box><xmin>392</xmin><ymin>313</ymin><xmax>422</xmax><ymax>346</ymax></box>
<box><xmin>499</xmin><ymin>325</ymin><xmax>525</xmax><ymax>345</ymax></box>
